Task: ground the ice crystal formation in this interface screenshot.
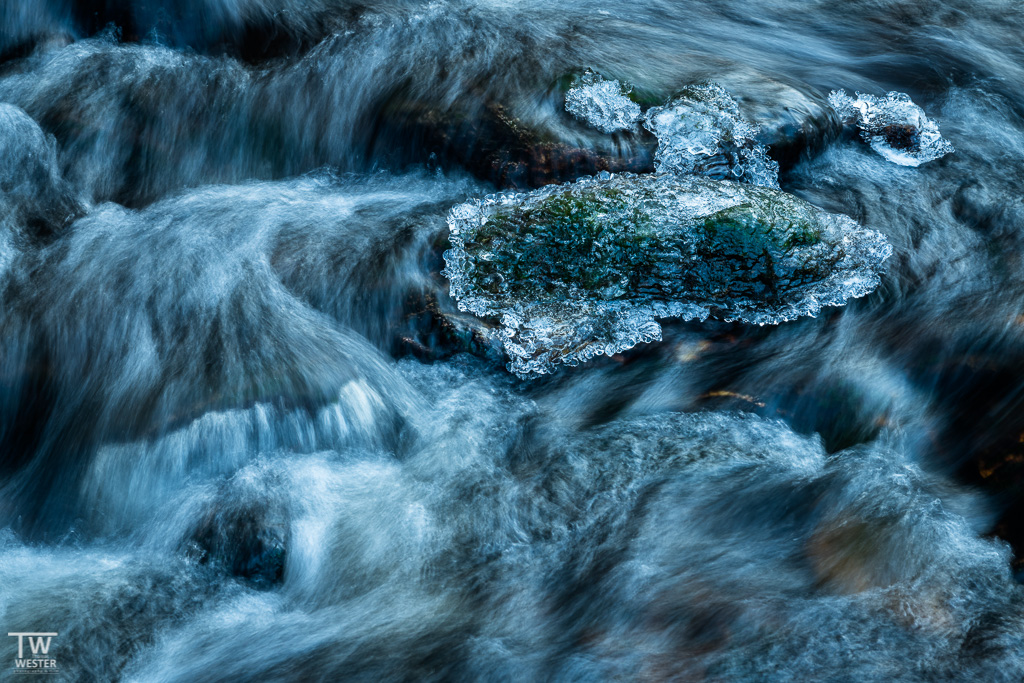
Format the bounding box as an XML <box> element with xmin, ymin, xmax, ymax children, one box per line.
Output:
<box><xmin>643</xmin><ymin>82</ymin><xmax>780</xmax><ymax>188</ymax></box>
<box><xmin>443</xmin><ymin>172</ymin><xmax>892</xmax><ymax>378</ymax></box>
<box><xmin>828</xmin><ymin>90</ymin><xmax>954</xmax><ymax>166</ymax></box>
<box><xmin>563</xmin><ymin>70</ymin><xmax>642</xmax><ymax>134</ymax></box>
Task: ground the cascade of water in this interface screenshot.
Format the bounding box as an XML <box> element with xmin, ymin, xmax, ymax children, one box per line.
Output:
<box><xmin>3</xmin><ymin>1</ymin><xmax>1024</xmax><ymax>680</ymax></box>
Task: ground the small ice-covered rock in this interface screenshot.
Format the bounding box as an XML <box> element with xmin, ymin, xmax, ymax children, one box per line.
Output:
<box><xmin>828</xmin><ymin>90</ymin><xmax>954</xmax><ymax>167</ymax></box>
<box><xmin>644</xmin><ymin>82</ymin><xmax>780</xmax><ymax>188</ymax></box>
<box><xmin>443</xmin><ymin>172</ymin><xmax>891</xmax><ymax>379</ymax></box>
<box><xmin>564</xmin><ymin>70</ymin><xmax>642</xmax><ymax>134</ymax></box>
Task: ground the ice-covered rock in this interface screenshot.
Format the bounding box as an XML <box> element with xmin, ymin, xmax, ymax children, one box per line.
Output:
<box><xmin>828</xmin><ymin>90</ymin><xmax>954</xmax><ymax>167</ymax></box>
<box><xmin>443</xmin><ymin>172</ymin><xmax>892</xmax><ymax>378</ymax></box>
<box><xmin>643</xmin><ymin>82</ymin><xmax>780</xmax><ymax>188</ymax></box>
<box><xmin>564</xmin><ymin>70</ymin><xmax>643</xmax><ymax>134</ymax></box>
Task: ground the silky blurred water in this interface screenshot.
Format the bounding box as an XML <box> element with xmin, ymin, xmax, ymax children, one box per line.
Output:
<box><xmin>3</xmin><ymin>1</ymin><xmax>1024</xmax><ymax>681</ymax></box>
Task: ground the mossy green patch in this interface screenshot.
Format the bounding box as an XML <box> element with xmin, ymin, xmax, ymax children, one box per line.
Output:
<box><xmin>700</xmin><ymin>203</ymin><xmax>821</xmax><ymax>250</ymax></box>
<box><xmin>468</xmin><ymin>187</ymin><xmax>659</xmax><ymax>299</ymax></box>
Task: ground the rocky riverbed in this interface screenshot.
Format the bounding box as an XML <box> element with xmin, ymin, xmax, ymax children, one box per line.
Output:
<box><xmin>2</xmin><ymin>1</ymin><xmax>1024</xmax><ymax>681</ymax></box>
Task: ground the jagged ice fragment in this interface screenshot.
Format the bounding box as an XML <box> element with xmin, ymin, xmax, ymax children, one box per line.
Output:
<box><xmin>443</xmin><ymin>172</ymin><xmax>892</xmax><ymax>378</ymax></box>
<box><xmin>564</xmin><ymin>70</ymin><xmax>642</xmax><ymax>134</ymax></box>
<box><xmin>643</xmin><ymin>82</ymin><xmax>780</xmax><ymax>188</ymax></box>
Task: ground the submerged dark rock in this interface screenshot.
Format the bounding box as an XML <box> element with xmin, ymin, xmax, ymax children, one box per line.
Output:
<box><xmin>444</xmin><ymin>172</ymin><xmax>891</xmax><ymax>378</ymax></box>
<box><xmin>398</xmin><ymin>289</ymin><xmax>504</xmax><ymax>362</ymax></box>
<box><xmin>727</xmin><ymin>75</ymin><xmax>841</xmax><ymax>170</ymax></box>
<box><xmin>379</xmin><ymin>96</ymin><xmax>655</xmax><ymax>190</ymax></box>
<box><xmin>188</xmin><ymin>496</ymin><xmax>288</xmax><ymax>589</ymax></box>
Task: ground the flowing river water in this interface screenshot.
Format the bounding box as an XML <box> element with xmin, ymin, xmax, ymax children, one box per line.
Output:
<box><xmin>3</xmin><ymin>1</ymin><xmax>1024</xmax><ymax>680</ymax></box>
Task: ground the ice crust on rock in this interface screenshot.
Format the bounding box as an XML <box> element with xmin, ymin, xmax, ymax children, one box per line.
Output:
<box><xmin>443</xmin><ymin>172</ymin><xmax>892</xmax><ymax>379</ymax></box>
<box><xmin>828</xmin><ymin>90</ymin><xmax>954</xmax><ymax>167</ymax></box>
<box><xmin>644</xmin><ymin>82</ymin><xmax>780</xmax><ymax>188</ymax></box>
<box><xmin>564</xmin><ymin>70</ymin><xmax>643</xmax><ymax>134</ymax></box>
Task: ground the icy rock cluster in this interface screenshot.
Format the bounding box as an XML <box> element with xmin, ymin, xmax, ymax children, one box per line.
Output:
<box><xmin>563</xmin><ymin>70</ymin><xmax>643</xmax><ymax>134</ymax></box>
<box><xmin>828</xmin><ymin>90</ymin><xmax>953</xmax><ymax>166</ymax></box>
<box><xmin>443</xmin><ymin>172</ymin><xmax>891</xmax><ymax>378</ymax></box>
<box><xmin>644</xmin><ymin>82</ymin><xmax>780</xmax><ymax>188</ymax></box>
